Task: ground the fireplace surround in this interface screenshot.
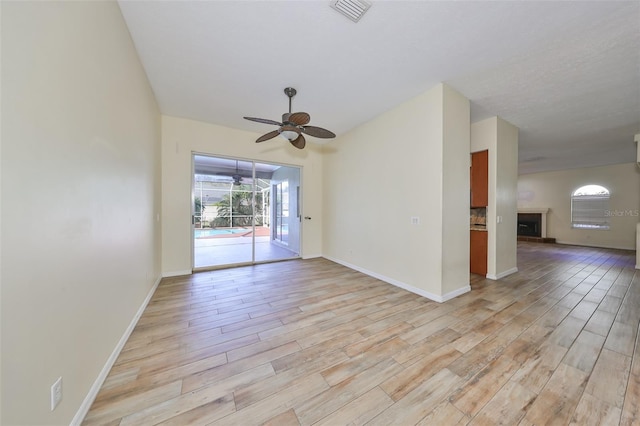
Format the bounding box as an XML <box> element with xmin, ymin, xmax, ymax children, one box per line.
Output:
<box><xmin>517</xmin><ymin>208</ymin><xmax>555</xmax><ymax>243</ymax></box>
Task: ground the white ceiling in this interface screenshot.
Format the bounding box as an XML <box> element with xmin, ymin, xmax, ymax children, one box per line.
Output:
<box><xmin>118</xmin><ymin>0</ymin><xmax>640</xmax><ymax>174</ymax></box>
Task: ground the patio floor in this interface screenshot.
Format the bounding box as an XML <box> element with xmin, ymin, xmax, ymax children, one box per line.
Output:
<box><xmin>194</xmin><ymin>233</ymin><xmax>299</xmax><ymax>268</ymax></box>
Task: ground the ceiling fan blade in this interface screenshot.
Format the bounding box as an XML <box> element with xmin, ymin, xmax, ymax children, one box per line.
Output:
<box><xmin>290</xmin><ymin>134</ymin><xmax>306</xmax><ymax>149</ymax></box>
<box><xmin>288</xmin><ymin>112</ymin><xmax>311</xmax><ymax>125</ymax></box>
<box><xmin>244</xmin><ymin>116</ymin><xmax>282</xmax><ymax>126</ymax></box>
<box><xmin>256</xmin><ymin>130</ymin><xmax>281</xmax><ymax>143</ymax></box>
<box><xmin>301</xmin><ymin>126</ymin><xmax>336</xmax><ymax>139</ymax></box>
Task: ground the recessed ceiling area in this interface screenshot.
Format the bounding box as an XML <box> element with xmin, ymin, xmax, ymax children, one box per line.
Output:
<box><xmin>118</xmin><ymin>1</ymin><xmax>640</xmax><ymax>175</ymax></box>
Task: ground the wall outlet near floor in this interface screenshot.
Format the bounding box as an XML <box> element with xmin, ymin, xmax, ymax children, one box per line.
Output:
<box><xmin>50</xmin><ymin>376</ymin><xmax>63</xmax><ymax>411</ymax></box>
<box><xmin>411</xmin><ymin>216</ymin><xmax>420</xmax><ymax>225</ymax></box>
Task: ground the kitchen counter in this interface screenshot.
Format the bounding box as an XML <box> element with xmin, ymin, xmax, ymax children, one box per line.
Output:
<box><xmin>470</xmin><ymin>225</ymin><xmax>487</xmax><ymax>232</ymax></box>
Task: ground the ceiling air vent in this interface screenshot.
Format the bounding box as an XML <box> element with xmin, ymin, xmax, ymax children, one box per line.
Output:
<box><xmin>330</xmin><ymin>0</ymin><xmax>371</xmax><ymax>22</ymax></box>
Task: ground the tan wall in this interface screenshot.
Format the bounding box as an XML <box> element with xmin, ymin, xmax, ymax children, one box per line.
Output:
<box><xmin>441</xmin><ymin>85</ymin><xmax>472</xmax><ymax>294</ymax></box>
<box><xmin>161</xmin><ymin>116</ymin><xmax>324</xmax><ymax>275</ymax></box>
<box><xmin>323</xmin><ymin>83</ymin><xmax>470</xmax><ymax>300</ymax></box>
<box><xmin>518</xmin><ymin>163</ymin><xmax>640</xmax><ymax>250</ymax></box>
<box><xmin>1</xmin><ymin>2</ymin><xmax>162</xmax><ymax>424</ymax></box>
<box><xmin>495</xmin><ymin>118</ymin><xmax>519</xmax><ymax>275</ymax></box>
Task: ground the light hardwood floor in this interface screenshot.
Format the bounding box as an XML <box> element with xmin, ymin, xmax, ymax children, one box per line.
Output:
<box><xmin>84</xmin><ymin>242</ymin><xmax>639</xmax><ymax>425</ymax></box>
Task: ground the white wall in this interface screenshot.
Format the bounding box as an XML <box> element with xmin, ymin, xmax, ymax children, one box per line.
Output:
<box><xmin>0</xmin><ymin>2</ymin><xmax>4</xmax><ymax>421</ymax></box>
<box><xmin>323</xmin><ymin>83</ymin><xmax>470</xmax><ymax>301</ymax></box>
<box><xmin>518</xmin><ymin>163</ymin><xmax>640</xmax><ymax>250</ymax></box>
<box><xmin>1</xmin><ymin>2</ymin><xmax>161</xmax><ymax>425</ymax></box>
<box><xmin>495</xmin><ymin>119</ymin><xmax>519</xmax><ymax>275</ymax></box>
<box><xmin>161</xmin><ymin>116</ymin><xmax>323</xmax><ymax>275</ymax></box>
<box><xmin>441</xmin><ymin>85</ymin><xmax>472</xmax><ymax>294</ymax></box>
<box><xmin>471</xmin><ymin>117</ymin><xmax>519</xmax><ymax>279</ymax></box>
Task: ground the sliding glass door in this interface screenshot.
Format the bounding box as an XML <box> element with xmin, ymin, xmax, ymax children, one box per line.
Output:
<box><xmin>192</xmin><ymin>154</ymin><xmax>301</xmax><ymax>269</ymax></box>
<box><xmin>257</xmin><ymin>164</ymin><xmax>300</xmax><ymax>262</ymax></box>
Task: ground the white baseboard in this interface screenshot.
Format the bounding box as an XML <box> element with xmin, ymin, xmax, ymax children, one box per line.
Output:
<box><xmin>486</xmin><ymin>267</ymin><xmax>518</xmax><ymax>280</ymax></box>
<box><xmin>554</xmin><ymin>240</ymin><xmax>635</xmax><ymax>251</ymax></box>
<box><xmin>162</xmin><ymin>269</ymin><xmax>192</xmax><ymax>278</ymax></box>
<box><xmin>71</xmin><ymin>275</ymin><xmax>162</xmax><ymax>426</ymax></box>
<box><xmin>440</xmin><ymin>285</ymin><xmax>472</xmax><ymax>302</ymax></box>
<box><xmin>323</xmin><ymin>256</ymin><xmax>470</xmax><ymax>303</ymax></box>
<box><xmin>302</xmin><ymin>253</ymin><xmax>322</xmax><ymax>259</ymax></box>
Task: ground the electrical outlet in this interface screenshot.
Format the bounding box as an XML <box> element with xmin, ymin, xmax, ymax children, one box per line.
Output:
<box><xmin>51</xmin><ymin>377</ymin><xmax>62</xmax><ymax>411</ymax></box>
<box><xmin>411</xmin><ymin>216</ymin><xmax>420</xmax><ymax>225</ymax></box>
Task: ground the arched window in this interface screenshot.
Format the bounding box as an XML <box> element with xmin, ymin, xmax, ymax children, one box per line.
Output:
<box><xmin>571</xmin><ymin>185</ymin><xmax>610</xmax><ymax>229</ymax></box>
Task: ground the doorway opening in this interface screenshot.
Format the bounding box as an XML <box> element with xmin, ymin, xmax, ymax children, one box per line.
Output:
<box><xmin>192</xmin><ymin>154</ymin><xmax>301</xmax><ymax>269</ymax></box>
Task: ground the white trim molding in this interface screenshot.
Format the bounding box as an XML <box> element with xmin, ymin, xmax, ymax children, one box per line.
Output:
<box><xmin>555</xmin><ymin>240</ymin><xmax>635</xmax><ymax>251</ymax></box>
<box><xmin>323</xmin><ymin>256</ymin><xmax>470</xmax><ymax>303</ymax></box>
<box><xmin>302</xmin><ymin>253</ymin><xmax>323</xmax><ymax>260</ymax></box>
<box><xmin>71</xmin><ymin>275</ymin><xmax>162</xmax><ymax>426</ymax></box>
<box><xmin>486</xmin><ymin>267</ymin><xmax>518</xmax><ymax>280</ymax></box>
<box><xmin>162</xmin><ymin>269</ymin><xmax>193</xmax><ymax>278</ymax></box>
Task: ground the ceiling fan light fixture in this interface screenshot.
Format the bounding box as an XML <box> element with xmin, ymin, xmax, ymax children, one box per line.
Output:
<box><xmin>280</xmin><ymin>130</ymin><xmax>298</xmax><ymax>141</ymax></box>
<box><xmin>279</xmin><ymin>125</ymin><xmax>299</xmax><ymax>141</ymax></box>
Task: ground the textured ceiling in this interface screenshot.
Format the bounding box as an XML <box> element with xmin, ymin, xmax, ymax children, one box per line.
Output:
<box><xmin>118</xmin><ymin>1</ymin><xmax>640</xmax><ymax>174</ymax></box>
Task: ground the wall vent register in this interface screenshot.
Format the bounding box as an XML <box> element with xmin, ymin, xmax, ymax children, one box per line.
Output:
<box><xmin>330</xmin><ymin>0</ymin><xmax>371</xmax><ymax>22</ymax></box>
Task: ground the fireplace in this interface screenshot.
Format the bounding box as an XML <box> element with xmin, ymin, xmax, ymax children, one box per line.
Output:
<box><xmin>517</xmin><ymin>208</ymin><xmax>555</xmax><ymax>243</ymax></box>
<box><xmin>518</xmin><ymin>213</ymin><xmax>542</xmax><ymax>237</ymax></box>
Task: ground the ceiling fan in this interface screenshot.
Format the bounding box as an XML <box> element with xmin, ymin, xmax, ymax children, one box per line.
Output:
<box><xmin>244</xmin><ymin>87</ymin><xmax>336</xmax><ymax>149</ymax></box>
<box><xmin>232</xmin><ymin>160</ymin><xmax>242</xmax><ymax>185</ymax></box>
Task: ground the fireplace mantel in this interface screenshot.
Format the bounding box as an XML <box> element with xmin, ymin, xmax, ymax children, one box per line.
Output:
<box><xmin>518</xmin><ymin>208</ymin><xmax>549</xmax><ymax>214</ymax></box>
<box><xmin>518</xmin><ymin>208</ymin><xmax>550</xmax><ymax>238</ymax></box>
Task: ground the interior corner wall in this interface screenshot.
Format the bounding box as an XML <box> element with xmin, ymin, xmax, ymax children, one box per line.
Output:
<box><xmin>1</xmin><ymin>2</ymin><xmax>161</xmax><ymax>425</ymax></box>
<box><xmin>518</xmin><ymin>163</ymin><xmax>640</xmax><ymax>250</ymax></box>
<box><xmin>323</xmin><ymin>83</ymin><xmax>469</xmax><ymax>301</ymax></box>
<box><xmin>471</xmin><ymin>117</ymin><xmax>519</xmax><ymax>279</ymax></box>
<box><xmin>161</xmin><ymin>116</ymin><xmax>323</xmax><ymax>275</ymax></box>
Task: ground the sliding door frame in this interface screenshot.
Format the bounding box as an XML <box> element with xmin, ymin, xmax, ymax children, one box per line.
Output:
<box><xmin>191</xmin><ymin>152</ymin><xmax>302</xmax><ymax>271</ymax></box>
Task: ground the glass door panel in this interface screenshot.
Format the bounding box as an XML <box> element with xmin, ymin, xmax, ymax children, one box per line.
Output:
<box><xmin>193</xmin><ymin>157</ymin><xmax>254</xmax><ymax>268</ymax></box>
<box><xmin>255</xmin><ymin>164</ymin><xmax>300</xmax><ymax>263</ymax></box>
<box><xmin>193</xmin><ymin>154</ymin><xmax>300</xmax><ymax>269</ymax></box>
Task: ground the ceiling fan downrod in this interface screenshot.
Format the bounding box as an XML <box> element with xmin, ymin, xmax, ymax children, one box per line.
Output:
<box><xmin>284</xmin><ymin>87</ymin><xmax>297</xmax><ymax>114</ymax></box>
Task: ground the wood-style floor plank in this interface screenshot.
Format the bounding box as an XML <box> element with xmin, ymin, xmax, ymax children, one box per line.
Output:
<box><xmin>83</xmin><ymin>243</ymin><xmax>639</xmax><ymax>425</ymax></box>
